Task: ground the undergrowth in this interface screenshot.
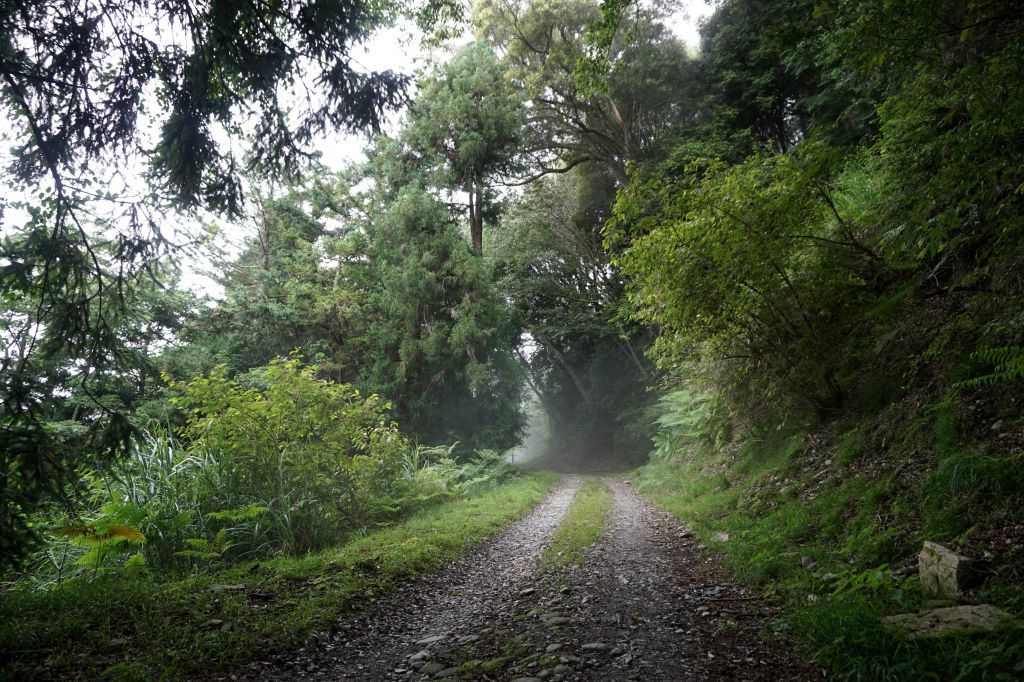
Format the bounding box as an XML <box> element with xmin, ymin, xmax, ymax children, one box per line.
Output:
<box><xmin>0</xmin><ymin>471</ymin><xmax>558</xmax><ymax>681</ymax></box>
<box><xmin>632</xmin><ymin>391</ymin><xmax>1024</xmax><ymax>680</ymax></box>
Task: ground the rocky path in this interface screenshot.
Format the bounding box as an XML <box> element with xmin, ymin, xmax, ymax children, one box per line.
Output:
<box><xmin>228</xmin><ymin>476</ymin><xmax>818</xmax><ymax>681</ymax></box>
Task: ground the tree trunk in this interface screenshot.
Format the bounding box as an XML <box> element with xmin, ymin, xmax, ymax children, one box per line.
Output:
<box><xmin>514</xmin><ymin>348</ymin><xmax>546</xmax><ymax>403</ymax></box>
<box><xmin>470</xmin><ymin>180</ymin><xmax>484</xmax><ymax>254</ymax></box>
<box><xmin>258</xmin><ymin>204</ymin><xmax>272</xmax><ymax>271</ymax></box>
<box><xmin>535</xmin><ymin>333</ymin><xmax>595</xmax><ymax>414</ymax></box>
<box><xmin>615</xmin><ymin>335</ymin><xmax>649</xmax><ymax>379</ymax></box>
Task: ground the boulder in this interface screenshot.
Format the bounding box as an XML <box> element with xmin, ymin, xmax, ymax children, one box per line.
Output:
<box><xmin>918</xmin><ymin>541</ymin><xmax>975</xmax><ymax>598</ymax></box>
<box><xmin>882</xmin><ymin>604</ymin><xmax>1016</xmax><ymax>639</ymax></box>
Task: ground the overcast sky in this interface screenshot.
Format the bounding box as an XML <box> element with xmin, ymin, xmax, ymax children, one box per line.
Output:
<box><xmin>316</xmin><ymin>0</ymin><xmax>716</xmax><ymax>172</ymax></box>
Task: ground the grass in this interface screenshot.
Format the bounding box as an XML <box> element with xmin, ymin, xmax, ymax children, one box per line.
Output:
<box><xmin>539</xmin><ymin>478</ymin><xmax>614</xmax><ymax>569</ymax></box>
<box><xmin>632</xmin><ymin>430</ymin><xmax>1024</xmax><ymax>681</ymax></box>
<box><xmin>0</xmin><ymin>470</ymin><xmax>559</xmax><ymax>681</ymax></box>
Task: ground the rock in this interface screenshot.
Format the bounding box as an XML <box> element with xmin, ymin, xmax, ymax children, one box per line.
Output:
<box><xmin>433</xmin><ymin>667</ymin><xmax>460</xmax><ymax>678</ymax></box>
<box><xmin>800</xmin><ymin>556</ymin><xmax>817</xmax><ymax>571</ymax></box>
<box><xmin>918</xmin><ymin>541</ymin><xmax>976</xmax><ymax>598</ymax></box>
<box><xmin>107</xmin><ymin>637</ymin><xmax>127</xmax><ymax>648</ymax></box>
<box><xmin>456</xmin><ymin>634</ymin><xmax>479</xmax><ymax>645</ymax></box>
<box><xmin>409</xmin><ymin>650</ymin><xmax>431</xmax><ymax>662</ymax></box>
<box><xmin>201</xmin><ymin>618</ymin><xmax>224</xmax><ymax>629</ymax></box>
<box><xmin>510</xmin><ymin>678</ymin><xmax>542</xmax><ymax>682</ymax></box>
<box><xmin>419</xmin><ymin>662</ymin><xmax>445</xmax><ymax>674</ymax></box>
<box><xmin>553</xmin><ymin>664</ymin><xmax>573</xmax><ymax>675</ymax></box>
<box><xmin>881</xmin><ymin>604</ymin><xmax>1017</xmax><ymax>639</ymax></box>
<box><xmin>543</xmin><ymin>616</ymin><xmax>571</xmax><ymax>626</ymax></box>
<box><xmin>610</xmin><ymin>646</ymin><xmax>627</xmax><ymax>657</ymax></box>
<box><xmin>559</xmin><ymin>586</ymin><xmax>571</xmax><ymax>595</ymax></box>
<box><xmin>519</xmin><ymin>587</ymin><xmax>537</xmax><ymax>597</ymax></box>
<box><xmin>545</xmin><ymin>643</ymin><xmax>562</xmax><ymax>653</ymax></box>
<box><xmin>712</xmin><ymin>532</ymin><xmax>729</xmax><ymax>542</ymax></box>
<box><xmin>208</xmin><ymin>583</ymin><xmax>245</xmax><ymax>592</ymax></box>
<box><xmin>581</xmin><ymin>642</ymin><xmax>609</xmax><ymax>651</ymax></box>
<box><xmin>924</xmin><ymin>599</ymin><xmax>957</xmax><ymax>609</ymax></box>
<box><xmin>415</xmin><ymin>634</ymin><xmax>446</xmax><ymax>646</ymax></box>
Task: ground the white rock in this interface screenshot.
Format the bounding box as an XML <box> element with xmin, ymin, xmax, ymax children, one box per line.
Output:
<box><xmin>918</xmin><ymin>541</ymin><xmax>975</xmax><ymax>599</ymax></box>
<box><xmin>882</xmin><ymin>604</ymin><xmax>1016</xmax><ymax>639</ymax></box>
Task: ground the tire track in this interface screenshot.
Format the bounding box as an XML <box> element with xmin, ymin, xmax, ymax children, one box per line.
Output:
<box><xmin>228</xmin><ymin>475</ymin><xmax>581</xmax><ymax>681</ymax></box>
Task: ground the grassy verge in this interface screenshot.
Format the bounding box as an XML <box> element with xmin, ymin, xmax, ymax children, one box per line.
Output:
<box><xmin>632</xmin><ymin>437</ymin><xmax>1024</xmax><ymax>681</ymax></box>
<box><xmin>0</xmin><ymin>471</ymin><xmax>559</xmax><ymax>681</ymax></box>
<box><xmin>539</xmin><ymin>478</ymin><xmax>614</xmax><ymax>569</ymax></box>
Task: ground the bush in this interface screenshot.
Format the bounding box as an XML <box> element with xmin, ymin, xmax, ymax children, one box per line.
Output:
<box><xmin>168</xmin><ymin>358</ymin><xmax>411</xmax><ymax>556</ymax></box>
<box><xmin>16</xmin><ymin>359</ymin><xmax>525</xmax><ymax>582</ymax></box>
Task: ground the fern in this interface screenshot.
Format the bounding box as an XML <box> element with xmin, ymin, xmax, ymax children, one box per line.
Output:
<box><xmin>651</xmin><ymin>390</ymin><xmax>715</xmax><ymax>460</ymax></box>
<box><xmin>175</xmin><ymin>528</ymin><xmax>233</xmax><ymax>561</ymax></box>
<box><xmin>206</xmin><ymin>504</ymin><xmax>269</xmax><ymax>522</ymax></box>
<box><xmin>956</xmin><ymin>346</ymin><xmax>1024</xmax><ymax>389</ymax></box>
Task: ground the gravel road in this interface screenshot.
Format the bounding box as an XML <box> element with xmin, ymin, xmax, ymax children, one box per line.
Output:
<box><xmin>222</xmin><ymin>475</ymin><xmax>819</xmax><ymax>681</ymax></box>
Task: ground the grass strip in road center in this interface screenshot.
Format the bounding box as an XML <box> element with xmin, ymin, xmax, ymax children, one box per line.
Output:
<box><xmin>0</xmin><ymin>471</ymin><xmax>559</xmax><ymax>681</ymax></box>
<box><xmin>540</xmin><ymin>478</ymin><xmax>614</xmax><ymax>569</ymax></box>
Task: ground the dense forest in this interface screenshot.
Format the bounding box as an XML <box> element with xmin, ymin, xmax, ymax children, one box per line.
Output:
<box><xmin>2</xmin><ymin>0</ymin><xmax>1023</xmax><ymax>679</ymax></box>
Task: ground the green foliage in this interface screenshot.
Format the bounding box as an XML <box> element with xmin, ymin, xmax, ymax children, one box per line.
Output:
<box><xmin>1</xmin><ymin>243</ymin><xmax>193</xmax><ymax>568</ymax></box>
<box><xmin>957</xmin><ymin>347</ymin><xmax>1024</xmax><ymax>390</ymax></box>
<box><xmin>634</xmin><ymin>375</ymin><xmax>1024</xmax><ymax>680</ymax></box>
<box><xmin>475</xmin><ymin>0</ymin><xmax>699</xmax><ymax>178</ymax></box>
<box><xmin>346</xmin><ymin>179</ymin><xmax>524</xmax><ymax>451</ymax></box>
<box><xmin>492</xmin><ymin>167</ymin><xmax>654</xmax><ymax>466</ymax></box>
<box><xmin>171</xmin><ymin>358</ymin><xmax>411</xmax><ymax>554</ymax></box>
<box><xmin>14</xmin><ymin>354</ymin><xmax>528</xmax><ymax>582</ymax></box>
<box><xmin>0</xmin><ymin>472</ymin><xmax>558</xmax><ymax>680</ymax></box>
<box><xmin>612</xmin><ymin>146</ymin><xmax>874</xmax><ymax>414</ymax></box>
<box><xmin>173</xmin><ymin>140</ymin><xmax>526</xmax><ymax>454</ymax></box>
<box><xmin>650</xmin><ymin>390</ymin><xmax>720</xmax><ymax>459</ymax></box>
<box><xmin>404</xmin><ymin>41</ymin><xmax>524</xmax><ymax>252</ymax></box>
<box><xmin>176</xmin><ymin>529</ymin><xmax>235</xmax><ymax>563</ymax></box>
<box><xmin>2</xmin><ymin>0</ymin><xmax>409</xmax><ymax>214</ymax></box>
<box><xmin>0</xmin><ymin>0</ymin><xmax>423</xmax><ymax>566</ymax></box>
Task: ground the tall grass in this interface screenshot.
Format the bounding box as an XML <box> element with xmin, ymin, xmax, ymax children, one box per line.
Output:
<box><xmin>20</xmin><ymin>433</ymin><xmax>517</xmax><ymax>585</ymax></box>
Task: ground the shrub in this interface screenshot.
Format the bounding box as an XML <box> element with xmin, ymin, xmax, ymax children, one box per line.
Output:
<box><xmin>169</xmin><ymin>358</ymin><xmax>411</xmax><ymax>555</ymax></box>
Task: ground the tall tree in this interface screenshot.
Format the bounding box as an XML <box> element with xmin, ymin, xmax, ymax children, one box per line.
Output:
<box><xmin>352</xmin><ymin>169</ymin><xmax>524</xmax><ymax>450</ymax></box>
<box><xmin>0</xmin><ymin>0</ymin><xmax>421</xmax><ymax>566</ymax></box>
<box><xmin>404</xmin><ymin>42</ymin><xmax>524</xmax><ymax>253</ymax></box>
<box><xmin>474</xmin><ymin>0</ymin><xmax>700</xmax><ymax>181</ymax></box>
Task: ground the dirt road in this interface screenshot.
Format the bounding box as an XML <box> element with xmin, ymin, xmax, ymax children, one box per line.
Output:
<box><xmin>226</xmin><ymin>476</ymin><xmax>817</xmax><ymax>681</ymax></box>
